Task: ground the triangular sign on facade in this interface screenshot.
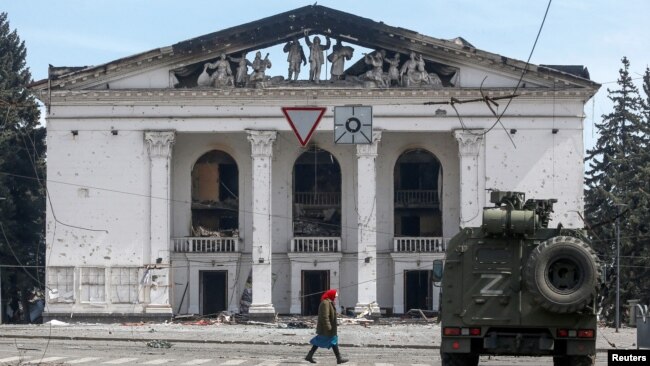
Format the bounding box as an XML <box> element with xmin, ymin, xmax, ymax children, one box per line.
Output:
<box><xmin>282</xmin><ymin>107</ymin><xmax>326</xmax><ymax>147</ymax></box>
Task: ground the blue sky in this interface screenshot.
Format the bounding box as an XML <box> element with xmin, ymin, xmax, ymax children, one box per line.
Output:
<box><xmin>4</xmin><ymin>0</ymin><xmax>650</xmax><ymax>151</ymax></box>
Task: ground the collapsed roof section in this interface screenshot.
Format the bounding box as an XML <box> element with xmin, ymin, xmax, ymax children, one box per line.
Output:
<box><xmin>30</xmin><ymin>5</ymin><xmax>599</xmax><ymax>94</ymax></box>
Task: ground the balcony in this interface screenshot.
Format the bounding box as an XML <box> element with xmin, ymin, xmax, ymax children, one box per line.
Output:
<box><xmin>394</xmin><ymin>190</ymin><xmax>439</xmax><ymax>208</ymax></box>
<box><xmin>294</xmin><ymin>192</ymin><xmax>341</xmax><ymax>206</ymax></box>
<box><xmin>291</xmin><ymin>237</ymin><xmax>341</xmax><ymax>253</ymax></box>
<box><xmin>393</xmin><ymin>237</ymin><xmax>447</xmax><ymax>253</ymax></box>
<box><xmin>172</xmin><ymin>237</ymin><xmax>239</xmax><ymax>253</ymax></box>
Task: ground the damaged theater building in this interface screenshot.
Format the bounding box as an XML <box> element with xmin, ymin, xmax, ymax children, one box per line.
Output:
<box><xmin>30</xmin><ymin>6</ymin><xmax>598</xmax><ymax>321</ymax></box>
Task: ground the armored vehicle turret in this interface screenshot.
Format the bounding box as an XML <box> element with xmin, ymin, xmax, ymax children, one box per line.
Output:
<box><xmin>436</xmin><ymin>191</ymin><xmax>600</xmax><ymax>366</ymax></box>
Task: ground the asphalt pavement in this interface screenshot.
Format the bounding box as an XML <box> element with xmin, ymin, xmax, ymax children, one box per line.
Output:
<box><xmin>0</xmin><ymin>317</ymin><xmax>638</xmax><ymax>351</ymax></box>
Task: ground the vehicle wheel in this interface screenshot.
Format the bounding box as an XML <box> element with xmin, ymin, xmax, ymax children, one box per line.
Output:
<box><xmin>524</xmin><ymin>236</ymin><xmax>600</xmax><ymax>313</ymax></box>
<box><xmin>554</xmin><ymin>355</ymin><xmax>595</xmax><ymax>366</ymax></box>
<box><xmin>441</xmin><ymin>352</ymin><xmax>479</xmax><ymax>366</ymax></box>
<box><xmin>552</xmin><ymin>356</ymin><xmax>569</xmax><ymax>366</ymax></box>
<box><xmin>570</xmin><ymin>355</ymin><xmax>595</xmax><ymax>366</ymax></box>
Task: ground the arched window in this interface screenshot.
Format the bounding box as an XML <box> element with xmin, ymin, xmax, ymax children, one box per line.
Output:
<box><xmin>191</xmin><ymin>150</ymin><xmax>238</xmax><ymax>236</ymax></box>
<box><xmin>393</xmin><ymin>149</ymin><xmax>442</xmax><ymax>237</ymax></box>
<box><xmin>292</xmin><ymin>147</ymin><xmax>341</xmax><ymax>237</ymax></box>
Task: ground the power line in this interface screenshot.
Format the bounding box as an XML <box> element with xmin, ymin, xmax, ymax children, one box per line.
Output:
<box><xmin>424</xmin><ymin>0</ymin><xmax>554</xmax><ymax>147</ymax></box>
<box><xmin>481</xmin><ymin>0</ymin><xmax>553</xmax><ymax>137</ymax></box>
<box><xmin>5</xmin><ymin>165</ymin><xmax>650</xmax><ymax>251</ymax></box>
<box><xmin>600</xmin><ymin>76</ymin><xmax>644</xmax><ymax>85</ymax></box>
<box><xmin>0</xmin><ymin>169</ymin><xmax>424</xmax><ymax>237</ymax></box>
<box><xmin>0</xmin><ymin>222</ymin><xmax>45</xmax><ymax>289</ymax></box>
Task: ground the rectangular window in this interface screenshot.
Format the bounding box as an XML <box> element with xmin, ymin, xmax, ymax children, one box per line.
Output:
<box><xmin>110</xmin><ymin>267</ymin><xmax>139</xmax><ymax>304</ymax></box>
<box><xmin>80</xmin><ymin>267</ymin><xmax>105</xmax><ymax>303</ymax></box>
<box><xmin>47</xmin><ymin>267</ymin><xmax>75</xmax><ymax>303</ymax></box>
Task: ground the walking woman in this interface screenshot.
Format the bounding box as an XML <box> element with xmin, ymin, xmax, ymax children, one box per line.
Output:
<box><xmin>305</xmin><ymin>289</ymin><xmax>348</xmax><ymax>364</ymax></box>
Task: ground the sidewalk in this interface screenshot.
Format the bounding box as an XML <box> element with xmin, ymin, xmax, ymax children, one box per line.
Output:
<box><xmin>0</xmin><ymin>318</ymin><xmax>638</xmax><ymax>351</ymax></box>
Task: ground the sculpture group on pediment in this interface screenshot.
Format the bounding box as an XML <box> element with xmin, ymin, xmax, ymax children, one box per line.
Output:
<box><xmin>197</xmin><ymin>53</ymin><xmax>234</xmax><ymax>87</ymax></box>
<box><xmin>283</xmin><ymin>37</ymin><xmax>306</xmax><ymax>81</ymax></box>
<box><xmin>176</xmin><ymin>34</ymin><xmax>449</xmax><ymax>89</ymax></box>
<box><xmin>328</xmin><ymin>39</ymin><xmax>354</xmax><ymax>81</ymax></box>
<box><xmin>250</xmin><ymin>51</ymin><xmax>273</xmax><ymax>82</ymax></box>
<box><xmin>400</xmin><ymin>52</ymin><xmax>443</xmax><ymax>88</ymax></box>
<box><xmin>304</xmin><ymin>32</ymin><xmax>331</xmax><ymax>84</ymax></box>
<box><xmin>228</xmin><ymin>52</ymin><xmax>252</xmax><ymax>87</ymax></box>
<box><xmin>385</xmin><ymin>53</ymin><xmax>401</xmax><ymax>86</ymax></box>
<box><xmin>363</xmin><ymin>50</ymin><xmax>389</xmax><ymax>88</ymax></box>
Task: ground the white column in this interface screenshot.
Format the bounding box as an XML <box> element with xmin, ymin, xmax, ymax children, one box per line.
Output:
<box><xmin>354</xmin><ymin>131</ymin><xmax>382</xmax><ymax>315</ymax></box>
<box><xmin>144</xmin><ymin>131</ymin><xmax>175</xmax><ymax>312</ymax></box>
<box><xmin>246</xmin><ymin>130</ymin><xmax>277</xmax><ymax>319</ymax></box>
<box><xmin>454</xmin><ymin>130</ymin><xmax>486</xmax><ymax>228</ymax></box>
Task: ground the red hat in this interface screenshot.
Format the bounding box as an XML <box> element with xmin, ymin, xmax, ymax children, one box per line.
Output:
<box><xmin>321</xmin><ymin>289</ymin><xmax>337</xmax><ymax>302</ymax></box>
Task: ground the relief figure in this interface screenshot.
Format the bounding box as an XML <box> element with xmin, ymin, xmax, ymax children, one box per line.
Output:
<box><xmin>283</xmin><ymin>37</ymin><xmax>307</xmax><ymax>81</ymax></box>
<box><xmin>304</xmin><ymin>32</ymin><xmax>331</xmax><ymax>83</ymax></box>
<box><xmin>328</xmin><ymin>40</ymin><xmax>354</xmax><ymax>81</ymax></box>
<box><xmin>229</xmin><ymin>52</ymin><xmax>253</xmax><ymax>87</ymax></box>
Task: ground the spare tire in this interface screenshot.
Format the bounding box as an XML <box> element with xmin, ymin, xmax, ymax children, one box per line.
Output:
<box><xmin>524</xmin><ymin>236</ymin><xmax>600</xmax><ymax>313</ymax></box>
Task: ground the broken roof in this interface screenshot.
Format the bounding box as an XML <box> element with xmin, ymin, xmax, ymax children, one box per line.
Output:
<box><xmin>30</xmin><ymin>5</ymin><xmax>599</xmax><ymax>91</ymax></box>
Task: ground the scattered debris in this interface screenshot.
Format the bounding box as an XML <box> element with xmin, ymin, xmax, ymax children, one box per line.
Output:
<box><xmin>356</xmin><ymin>302</ymin><xmax>380</xmax><ymax>319</ymax></box>
<box><xmin>239</xmin><ymin>272</ymin><xmax>253</xmax><ymax>314</ymax></box>
<box><xmin>166</xmin><ymin>313</ymin><xmax>441</xmax><ymax>328</ymax></box>
<box><xmin>28</xmin><ymin>288</ymin><xmax>45</xmax><ymax>322</ymax></box>
<box><xmin>191</xmin><ymin>224</ymin><xmax>238</xmax><ymax>237</ymax></box>
<box><xmin>185</xmin><ymin>319</ymin><xmax>216</xmax><ymax>326</ymax></box>
<box><xmin>404</xmin><ymin>309</ymin><xmax>437</xmax><ymax>322</ymax></box>
<box><xmin>121</xmin><ymin>321</ymin><xmax>146</xmax><ymax>326</ymax></box>
<box><xmin>339</xmin><ymin>318</ymin><xmax>374</xmax><ymax>326</ymax></box>
<box><xmin>45</xmin><ymin>319</ymin><xmax>69</xmax><ymax>326</ymax></box>
<box><xmin>217</xmin><ymin>311</ymin><xmax>233</xmax><ymax>324</ymax></box>
<box><xmin>286</xmin><ymin>321</ymin><xmax>310</xmax><ymax>329</ymax></box>
<box><xmin>146</xmin><ymin>340</ymin><xmax>172</xmax><ymax>349</ymax></box>
<box><xmin>241</xmin><ymin>320</ymin><xmax>279</xmax><ymax>327</ymax></box>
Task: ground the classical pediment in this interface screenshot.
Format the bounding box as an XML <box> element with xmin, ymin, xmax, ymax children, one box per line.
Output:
<box><xmin>30</xmin><ymin>5</ymin><xmax>598</xmax><ymax>93</ymax></box>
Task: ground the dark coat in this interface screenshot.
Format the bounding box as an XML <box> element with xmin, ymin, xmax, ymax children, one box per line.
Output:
<box><xmin>316</xmin><ymin>298</ymin><xmax>337</xmax><ymax>337</ymax></box>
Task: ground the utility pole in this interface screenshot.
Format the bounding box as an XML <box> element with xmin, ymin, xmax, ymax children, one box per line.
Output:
<box><xmin>615</xmin><ymin>206</ymin><xmax>620</xmax><ymax>332</ymax></box>
<box><xmin>614</xmin><ymin>203</ymin><xmax>626</xmax><ymax>333</ymax></box>
<box><xmin>0</xmin><ymin>197</ymin><xmax>4</xmax><ymax>324</ymax></box>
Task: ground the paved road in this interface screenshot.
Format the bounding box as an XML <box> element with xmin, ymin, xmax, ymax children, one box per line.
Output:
<box><xmin>0</xmin><ymin>338</ymin><xmax>610</xmax><ymax>365</ymax></box>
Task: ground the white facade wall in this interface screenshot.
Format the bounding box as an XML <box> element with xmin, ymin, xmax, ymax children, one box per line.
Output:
<box><xmin>44</xmin><ymin>96</ymin><xmax>587</xmax><ymax>317</ymax></box>
<box><xmin>33</xmin><ymin>5</ymin><xmax>599</xmax><ymax>321</ymax></box>
<box><xmin>42</xmin><ymin>61</ymin><xmax>593</xmax><ymax>319</ymax></box>
<box><xmin>45</xmin><ymin>128</ymin><xmax>150</xmax><ymax>268</ymax></box>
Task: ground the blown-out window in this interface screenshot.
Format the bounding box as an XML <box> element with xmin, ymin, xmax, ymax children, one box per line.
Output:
<box><xmin>47</xmin><ymin>267</ymin><xmax>75</xmax><ymax>303</ymax></box>
<box><xmin>80</xmin><ymin>267</ymin><xmax>105</xmax><ymax>303</ymax></box>
<box><xmin>110</xmin><ymin>267</ymin><xmax>139</xmax><ymax>304</ymax></box>
<box><xmin>394</xmin><ymin>149</ymin><xmax>442</xmax><ymax>237</ymax></box>
<box><xmin>293</xmin><ymin>147</ymin><xmax>341</xmax><ymax>237</ymax></box>
<box><xmin>191</xmin><ymin>150</ymin><xmax>239</xmax><ymax>237</ymax></box>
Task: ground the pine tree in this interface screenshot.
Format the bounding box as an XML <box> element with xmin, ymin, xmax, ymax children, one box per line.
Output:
<box><xmin>636</xmin><ymin>67</ymin><xmax>650</xmax><ymax>305</ymax></box>
<box><xmin>0</xmin><ymin>12</ymin><xmax>46</xmax><ymax>322</ymax></box>
<box><xmin>585</xmin><ymin>57</ymin><xmax>649</xmax><ymax>324</ymax></box>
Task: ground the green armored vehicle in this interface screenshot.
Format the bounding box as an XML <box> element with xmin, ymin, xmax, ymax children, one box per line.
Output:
<box><xmin>436</xmin><ymin>191</ymin><xmax>600</xmax><ymax>366</ymax></box>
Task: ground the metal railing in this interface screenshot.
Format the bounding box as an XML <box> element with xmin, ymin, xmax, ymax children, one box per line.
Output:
<box><xmin>393</xmin><ymin>237</ymin><xmax>447</xmax><ymax>253</ymax></box>
<box><xmin>291</xmin><ymin>237</ymin><xmax>341</xmax><ymax>252</ymax></box>
<box><xmin>294</xmin><ymin>192</ymin><xmax>341</xmax><ymax>206</ymax></box>
<box><xmin>394</xmin><ymin>190</ymin><xmax>438</xmax><ymax>206</ymax></box>
<box><xmin>172</xmin><ymin>237</ymin><xmax>238</xmax><ymax>253</ymax></box>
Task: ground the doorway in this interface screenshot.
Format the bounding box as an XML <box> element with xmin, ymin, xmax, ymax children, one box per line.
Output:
<box><xmin>200</xmin><ymin>271</ymin><xmax>227</xmax><ymax>316</ymax></box>
<box><xmin>302</xmin><ymin>270</ymin><xmax>330</xmax><ymax>315</ymax></box>
<box><xmin>404</xmin><ymin>270</ymin><xmax>432</xmax><ymax>311</ymax></box>
<box><xmin>401</xmin><ymin>216</ymin><xmax>420</xmax><ymax>236</ymax></box>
